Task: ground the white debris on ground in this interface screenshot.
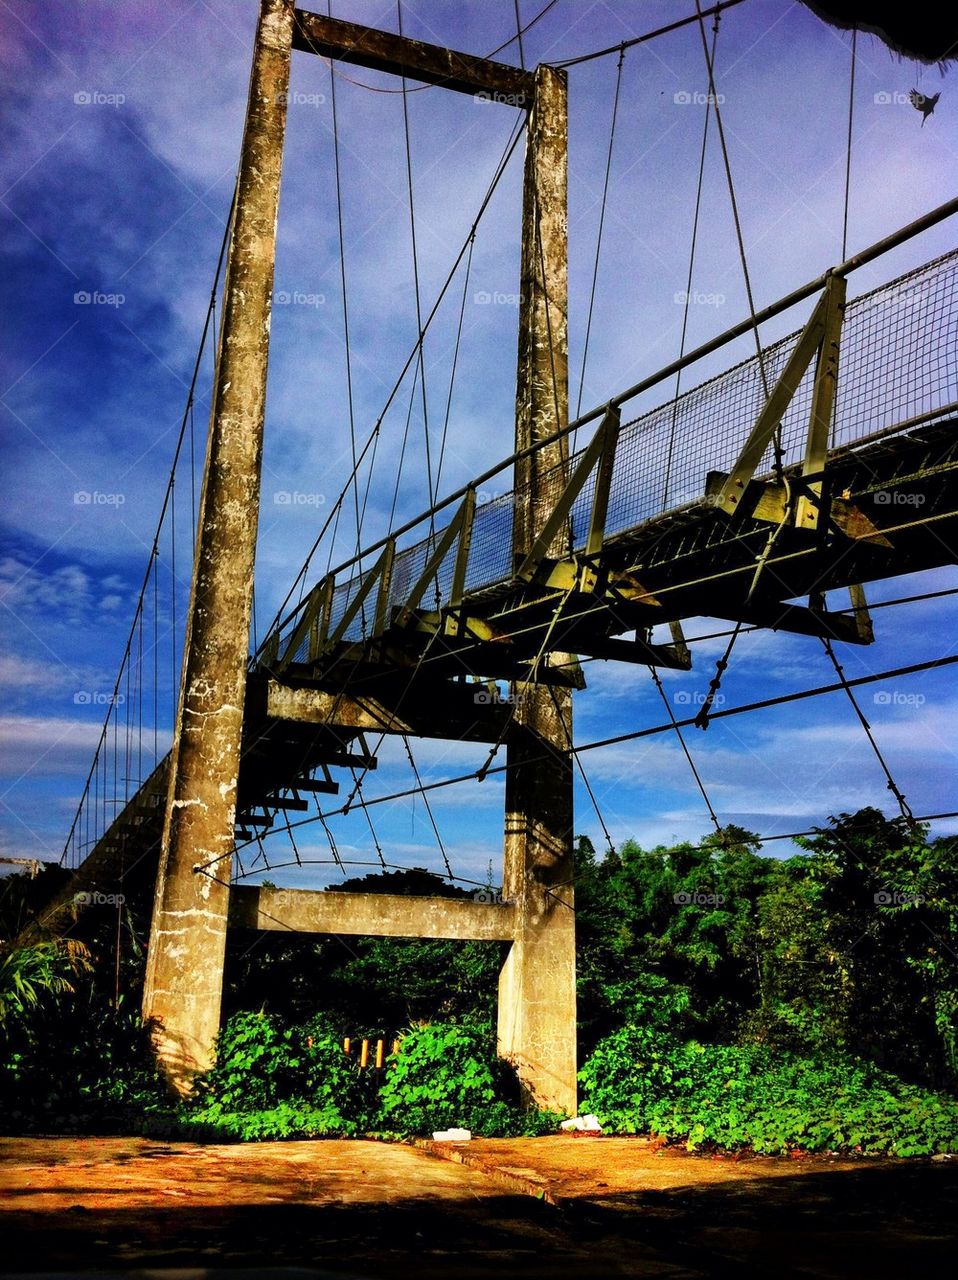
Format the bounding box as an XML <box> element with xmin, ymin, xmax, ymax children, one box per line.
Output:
<box><xmin>559</xmin><ymin>1115</ymin><xmax>602</xmax><ymax>1132</ymax></box>
<box><xmin>432</xmin><ymin>1128</ymin><xmax>472</xmax><ymax>1141</ymax></box>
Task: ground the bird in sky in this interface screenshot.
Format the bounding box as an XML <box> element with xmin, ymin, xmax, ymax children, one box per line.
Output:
<box><xmin>909</xmin><ymin>89</ymin><xmax>941</xmax><ymax>126</ymax></box>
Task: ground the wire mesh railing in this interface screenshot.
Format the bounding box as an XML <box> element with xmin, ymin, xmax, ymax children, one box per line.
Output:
<box><xmin>271</xmin><ymin>246</ymin><xmax>958</xmax><ymax>662</ymax></box>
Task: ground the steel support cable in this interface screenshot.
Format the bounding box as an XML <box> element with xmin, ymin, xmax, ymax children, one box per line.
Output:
<box><xmin>222</xmin><ymin>804</ymin><xmax>958</xmax><ymax>891</ymax></box>
<box><xmin>258</xmin><ymin>118</ymin><xmax>525</xmax><ymax>646</ymax></box>
<box><xmin>546</xmin><ymin>683</ymin><xmax>617</xmax><ymax>857</ymax></box>
<box><xmin>347</xmin><ymin>764</ymin><xmax>387</xmax><ymax>869</ymax></box>
<box><xmin>327</xmin><ymin>2</ymin><xmax>363</xmax><ymax>570</ymax></box>
<box><xmin>387</xmin><ymin>361</ymin><xmax>423</xmax><ymax>530</ymax></box>
<box><xmin>80</xmin><ymin>801</ymin><xmax>958</xmax><ymax>950</ymax></box>
<box><xmin>662</xmin><ymin>14</ymin><xmax>719</xmax><ymax>509</ymax></box>
<box><xmin>842</xmin><ymin>28</ymin><xmax>857</xmax><ymax>262</ymax></box>
<box><xmin>270</xmin><ymin>536</ymin><xmax>958</xmax><ymax>763</ymax></box>
<box><xmin>263</xmin><ymin>573</ymin><xmax>575</xmax><ymax>860</ymax></box>
<box><xmin>208</xmin><ymin>653</ymin><xmax>958</xmax><ymax>859</ymax></box>
<box><xmin>551</xmin><ymin>0</ymin><xmax>748</xmax><ymax>68</ymax></box>
<box><xmin>434</xmin><ymin>231</ymin><xmax>475</xmax><ymax>500</ymax></box>
<box><xmin>397</xmin><ymin>2</ymin><xmax>437</xmax><ymax>533</ymax></box>
<box><xmin>59</xmin><ymin>187</ymin><xmax>236</xmax><ymax>864</ymax></box>
<box><xmin>821</xmin><ymin>638</ymin><xmax>915</xmax><ymax>821</ymax></box>
<box><xmin>694</xmin><ymin>0</ymin><xmax>770</xmax><ymax>401</ymax></box>
<box><xmin>402</xmin><ymin>734</ymin><xmax>455</xmax><ymax>880</ymax></box>
<box><xmin>648</xmin><ymin>665</ymin><xmax>723</xmax><ymax>834</ymax></box>
<box><xmin>575</xmin><ymin>47</ymin><xmax>625</xmax><ymax>420</ymax></box>
<box><xmin>691</xmin><ymin>0</ymin><xmax>783</xmax><ymax>727</ymax></box>
<box><xmin>301</xmin><ymin>613</ymin><xmax>456</xmax><ymax>835</ymax></box>
<box><xmin>319</xmin><ymin>811</ymin><xmax>344</xmax><ymax>872</ymax></box>
<box><xmin>285</xmin><ymin>820</ymin><xmax>304</xmax><ymax>868</ymax></box>
<box><xmin>514</xmin><ymin>0</ymin><xmax>527</xmax><ymax>69</ymax></box>
<box><xmin>274</xmin><ymin>203</ymin><xmax>958</xmax><ymax>623</ymax></box>
<box><xmin>476</xmin><ymin>582</ymin><xmax>578</xmax><ymax>782</ymax></box>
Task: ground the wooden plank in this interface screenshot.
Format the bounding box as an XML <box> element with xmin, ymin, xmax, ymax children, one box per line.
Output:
<box><xmin>293</xmin><ymin>9</ymin><xmax>535</xmax><ymax>104</ymax></box>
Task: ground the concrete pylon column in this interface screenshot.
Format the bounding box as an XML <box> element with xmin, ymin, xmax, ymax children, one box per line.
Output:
<box><xmin>142</xmin><ymin>0</ymin><xmax>295</xmax><ymax>1091</ymax></box>
<box><xmin>498</xmin><ymin>64</ymin><xmax>577</xmax><ymax>1115</ymax></box>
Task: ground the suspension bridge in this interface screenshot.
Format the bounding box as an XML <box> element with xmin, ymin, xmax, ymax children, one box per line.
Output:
<box><xmin>21</xmin><ymin>0</ymin><xmax>958</xmax><ymax>1112</ymax></box>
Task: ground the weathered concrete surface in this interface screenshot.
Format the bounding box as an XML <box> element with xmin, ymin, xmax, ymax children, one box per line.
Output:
<box><xmin>142</xmin><ymin>0</ymin><xmax>296</xmax><ymax>1091</ymax></box>
<box><xmin>230</xmin><ymin>885</ymin><xmax>515</xmax><ymax>941</ymax></box>
<box><xmin>3</xmin><ymin>1136</ymin><xmax>957</xmax><ymax>1278</ymax></box>
<box><xmin>501</xmin><ymin>63</ymin><xmax>577</xmax><ymax>1116</ymax></box>
<box><xmin>263</xmin><ymin>678</ymin><xmax>508</xmax><ymax>743</ymax></box>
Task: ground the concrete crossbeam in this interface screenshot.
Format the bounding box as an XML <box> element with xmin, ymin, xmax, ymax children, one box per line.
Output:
<box><xmin>230</xmin><ymin>886</ymin><xmax>515</xmax><ymax>941</ymax></box>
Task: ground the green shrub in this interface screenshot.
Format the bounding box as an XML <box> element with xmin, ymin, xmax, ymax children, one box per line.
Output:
<box><xmin>377</xmin><ymin>1021</ymin><xmax>500</xmax><ymax>1134</ymax></box>
<box><xmin>194</xmin><ymin>1011</ymin><xmax>370</xmax><ymax>1131</ymax></box>
<box><xmin>579</xmin><ymin>1024</ymin><xmax>958</xmax><ymax>1156</ymax></box>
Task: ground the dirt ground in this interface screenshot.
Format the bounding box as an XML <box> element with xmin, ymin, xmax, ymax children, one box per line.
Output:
<box><xmin>2</xmin><ymin>1134</ymin><xmax>957</xmax><ymax>1278</ymax></box>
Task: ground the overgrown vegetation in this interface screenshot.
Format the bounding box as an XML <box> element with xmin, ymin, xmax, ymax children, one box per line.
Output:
<box><xmin>2</xmin><ymin>808</ymin><xmax>957</xmax><ymax>1154</ymax></box>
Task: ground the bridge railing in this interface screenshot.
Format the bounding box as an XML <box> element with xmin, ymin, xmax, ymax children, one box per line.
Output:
<box><xmin>267</xmin><ymin>246</ymin><xmax>958</xmax><ymax>670</ymax></box>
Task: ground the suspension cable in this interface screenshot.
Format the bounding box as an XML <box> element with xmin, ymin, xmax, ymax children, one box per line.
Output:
<box><xmin>327</xmin><ymin>1</ymin><xmax>363</xmax><ymax>568</ymax></box>
<box><xmin>842</xmin><ymin>27</ymin><xmax>857</xmax><ymax>261</ymax></box>
<box><xmin>649</xmin><ymin>665</ymin><xmax>723</xmax><ymax>834</ymax></box>
<box><xmin>550</xmin><ymin>0</ymin><xmax>748</xmax><ymax>68</ymax></box>
<box><xmin>663</xmin><ymin>13</ymin><xmax>719</xmax><ymax>508</ymax></box>
<box><xmin>820</xmin><ymin>638</ymin><xmax>914</xmax><ymax>821</ymax></box>
<box><xmin>60</xmin><ymin>184</ymin><xmax>237</xmax><ymax>863</ymax></box>
<box><xmin>434</xmin><ymin>231</ymin><xmax>475</xmax><ymax>499</ymax></box>
<box><xmin>259</xmin><ymin>117</ymin><xmax>525</xmax><ymax>645</ymax></box>
<box><xmin>575</xmin><ymin>47</ymin><xmax>625</xmax><ymax>419</ymax></box>
<box><xmin>205</xmin><ymin>652</ymin><xmax>956</xmax><ymax>859</ymax></box>
<box><xmin>546</xmin><ymin>684</ymin><xmax>616</xmax><ymax>857</ymax></box>
<box><xmin>402</xmin><ymin>735</ymin><xmax>455</xmax><ymax>880</ymax></box>
<box><xmin>397</xmin><ymin>1</ymin><xmax>437</xmax><ymax>532</ymax></box>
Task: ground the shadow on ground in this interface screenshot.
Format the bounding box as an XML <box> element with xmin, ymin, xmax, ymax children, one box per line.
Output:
<box><xmin>3</xmin><ymin>1138</ymin><xmax>957</xmax><ymax>1278</ymax></box>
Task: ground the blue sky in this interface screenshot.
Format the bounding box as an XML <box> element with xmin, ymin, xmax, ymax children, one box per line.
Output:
<box><xmin>1</xmin><ymin>0</ymin><xmax>956</xmax><ymax>891</ymax></box>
